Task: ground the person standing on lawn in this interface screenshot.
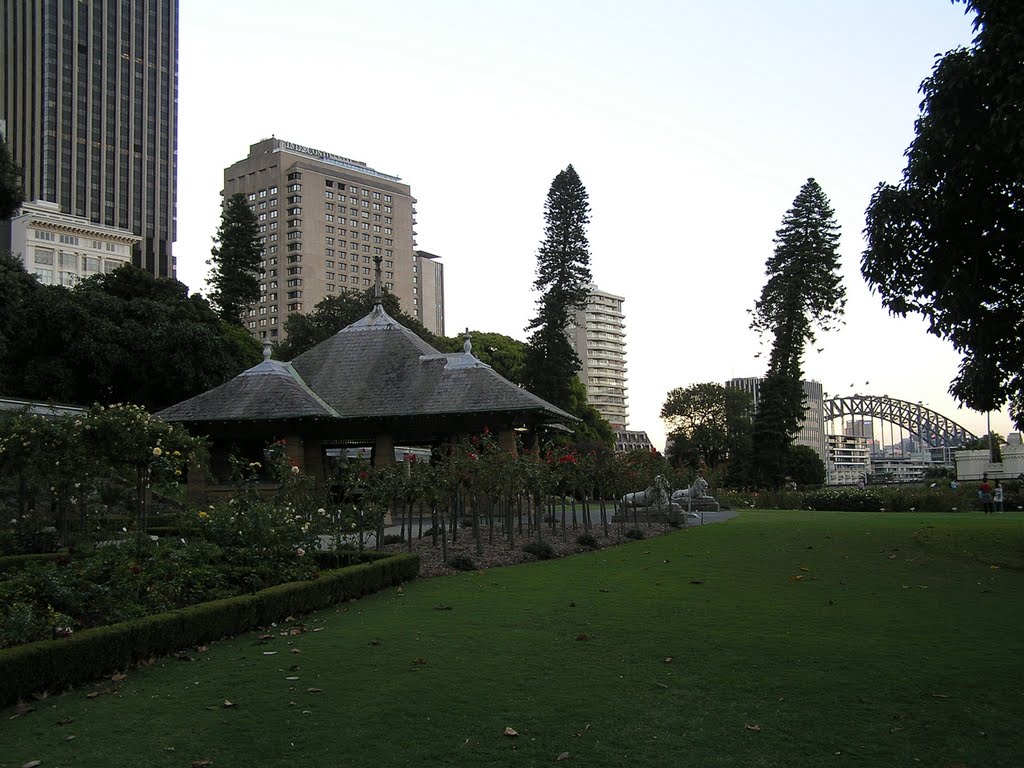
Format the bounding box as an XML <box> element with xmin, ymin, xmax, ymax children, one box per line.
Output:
<box><xmin>979</xmin><ymin>477</ymin><xmax>994</xmax><ymax>514</ymax></box>
<box><xmin>993</xmin><ymin>480</ymin><xmax>1004</xmax><ymax>513</ymax></box>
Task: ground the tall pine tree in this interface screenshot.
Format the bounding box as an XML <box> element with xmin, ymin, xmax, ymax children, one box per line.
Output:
<box><xmin>523</xmin><ymin>165</ymin><xmax>593</xmax><ymax>411</ymax></box>
<box><xmin>750</xmin><ymin>178</ymin><xmax>845</xmax><ymax>486</ymax></box>
<box><xmin>208</xmin><ymin>192</ymin><xmax>262</xmax><ymax>325</ymax></box>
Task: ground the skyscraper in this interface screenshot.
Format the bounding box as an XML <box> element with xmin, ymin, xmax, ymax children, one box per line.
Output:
<box><xmin>1</xmin><ymin>0</ymin><xmax>178</xmax><ymax>278</ymax></box>
<box><xmin>223</xmin><ymin>138</ymin><xmax>444</xmax><ymax>339</ymax></box>
<box><xmin>571</xmin><ymin>285</ymin><xmax>628</xmax><ymax>429</ymax></box>
<box><xmin>726</xmin><ymin>377</ymin><xmax>827</xmax><ymax>464</ymax></box>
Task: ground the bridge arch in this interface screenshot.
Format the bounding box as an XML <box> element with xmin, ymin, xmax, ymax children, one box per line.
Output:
<box><xmin>823</xmin><ymin>395</ymin><xmax>977</xmax><ymax>448</ymax></box>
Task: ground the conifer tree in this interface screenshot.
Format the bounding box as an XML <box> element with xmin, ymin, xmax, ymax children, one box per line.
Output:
<box><xmin>750</xmin><ymin>178</ymin><xmax>845</xmax><ymax>486</ymax></box>
<box><xmin>523</xmin><ymin>165</ymin><xmax>593</xmax><ymax>410</ymax></box>
<box><xmin>208</xmin><ymin>192</ymin><xmax>262</xmax><ymax>325</ymax></box>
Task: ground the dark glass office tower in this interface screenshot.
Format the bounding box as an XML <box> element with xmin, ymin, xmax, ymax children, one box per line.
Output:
<box><xmin>1</xmin><ymin>0</ymin><xmax>178</xmax><ymax>278</ymax></box>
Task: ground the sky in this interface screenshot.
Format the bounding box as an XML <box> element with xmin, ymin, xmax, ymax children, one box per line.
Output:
<box><xmin>175</xmin><ymin>0</ymin><xmax>1015</xmax><ymax>451</ymax></box>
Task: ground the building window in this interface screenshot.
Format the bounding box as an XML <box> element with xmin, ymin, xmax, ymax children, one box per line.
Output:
<box><xmin>35</xmin><ymin>230</ymin><xmax>56</xmax><ymax>241</ymax></box>
<box><xmin>59</xmin><ymin>234</ymin><xmax>80</xmax><ymax>245</ymax></box>
<box><xmin>287</xmin><ymin>172</ymin><xmax>302</xmax><ymax>181</ymax></box>
<box><xmin>287</xmin><ymin>183</ymin><xmax>301</xmax><ymax>192</ymax></box>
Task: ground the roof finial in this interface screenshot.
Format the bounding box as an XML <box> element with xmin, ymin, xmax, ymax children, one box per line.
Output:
<box><xmin>463</xmin><ymin>328</ymin><xmax>472</xmax><ymax>355</ymax></box>
<box><xmin>262</xmin><ymin>337</ymin><xmax>272</xmax><ymax>361</ymax></box>
<box><xmin>373</xmin><ymin>254</ymin><xmax>383</xmax><ymax>306</ymax></box>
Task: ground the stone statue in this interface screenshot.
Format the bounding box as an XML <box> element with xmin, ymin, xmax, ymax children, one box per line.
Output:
<box><xmin>671</xmin><ymin>475</ymin><xmax>709</xmax><ymax>504</ymax></box>
<box><xmin>621</xmin><ymin>474</ymin><xmax>670</xmax><ymax>509</ymax></box>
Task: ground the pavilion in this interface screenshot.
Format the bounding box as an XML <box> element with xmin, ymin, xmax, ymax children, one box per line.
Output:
<box><xmin>156</xmin><ymin>275</ymin><xmax>575</xmax><ymax>499</ymax></box>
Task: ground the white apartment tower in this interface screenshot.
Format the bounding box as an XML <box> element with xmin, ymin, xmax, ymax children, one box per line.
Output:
<box><xmin>726</xmin><ymin>377</ymin><xmax>827</xmax><ymax>464</ymax></box>
<box><xmin>571</xmin><ymin>286</ymin><xmax>628</xmax><ymax>429</ymax></box>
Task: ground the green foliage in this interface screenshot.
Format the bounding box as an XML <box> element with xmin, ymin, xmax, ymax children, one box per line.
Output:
<box><xmin>208</xmin><ymin>192</ymin><xmax>263</xmax><ymax>325</ymax></box>
<box><xmin>524</xmin><ymin>165</ymin><xmax>593</xmax><ymax>410</ymax></box>
<box><xmin>751</xmin><ymin>179</ymin><xmax>844</xmax><ymax>487</ymax></box>
<box><xmin>862</xmin><ymin>2</ymin><xmax>1024</xmax><ymax>429</ymax></box>
<box><xmin>278</xmin><ymin>287</ymin><xmax>436</xmax><ymax>359</ymax></box>
<box><xmin>785</xmin><ymin>444</ymin><xmax>826</xmax><ymax>486</ymax></box>
<box><xmin>575</xmin><ymin>532</ymin><xmax>600</xmax><ymax>550</ymax></box>
<box><xmin>523</xmin><ymin>540</ymin><xmax>556</xmax><ymax>560</ymax></box>
<box><xmin>0</xmin><ymin>552</ymin><xmax>418</xmax><ymax>707</ymax></box>
<box><xmin>0</xmin><ymin>135</ymin><xmax>23</xmax><ymax>220</ymax></box>
<box><xmin>565</xmin><ymin>376</ymin><xmax>615</xmax><ymax>449</ymax></box>
<box><xmin>662</xmin><ymin>383</ymin><xmax>752</xmax><ymax>470</ymax></box>
<box><xmin>623</xmin><ymin>528</ymin><xmax>644</xmax><ymax>540</ymax></box>
<box><xmin>0</xmin><ymin>259</ymin><xmax>260</xmax><ymax>411</ymax></box>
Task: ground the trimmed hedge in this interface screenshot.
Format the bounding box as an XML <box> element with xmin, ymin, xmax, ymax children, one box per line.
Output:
<box><xmin>0</xmin><ymin>552</ymin><xmax>418</xmax><ymax>708</ymax></box>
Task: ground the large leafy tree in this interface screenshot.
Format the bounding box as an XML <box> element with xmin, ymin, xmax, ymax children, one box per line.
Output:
<box><xmin>0</xmin><ymin>260</ymin><xmax>260</xmax><ymax>410</ymax></box>
<box><xmin>523</xmin><ymin>165</ymin><xmax>593</xmax><ymax>411</ymax></box>
<box><xmin>862</xmin><ymin>1</ymin><xmax>1024</xmax><ymax>429</ymax></box>
<box><xmin>0</xmin><ymin>135</ymin><xmax>23</xmax><ymax>220</ymax></box>
<box><xmin>750</xmin><ymin>178</ymin><xmax>845</xmax><ymax>486</ymax></box>
<box><xmin>662</xmin><ymin>382</ymin><xmax>752</xmax><ymax>470</ymax></box>
<box><xmin>209</xmin><ymin>192</ymin><xmax>262</xmax><ymax>325</ymax></box>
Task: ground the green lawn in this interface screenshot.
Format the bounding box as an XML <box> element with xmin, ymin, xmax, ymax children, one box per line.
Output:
<box><xmin>2</xmin><ymin>511</ymin><xmax>1022</xmax><ymax>768</ymax></box>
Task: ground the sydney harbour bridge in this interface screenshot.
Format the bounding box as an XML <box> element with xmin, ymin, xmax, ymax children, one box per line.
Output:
<box><xmin>822</xmin><ymin>394</ymin><xmax>978</xmax><ymax>450</ymax></box>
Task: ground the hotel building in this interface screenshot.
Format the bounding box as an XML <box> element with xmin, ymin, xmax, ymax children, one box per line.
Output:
<box><xmin>571</xmin><ymin>286</ymin><xmax>628</xmax><ymax>430</ymax></box>
<box><xmin>222</xmin><ymin>138</ymin><xmax>443</xmax><ymax>339</ymax></box>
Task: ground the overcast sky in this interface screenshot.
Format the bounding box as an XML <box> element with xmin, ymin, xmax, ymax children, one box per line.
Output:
<box><xmin>175</xmin><ymin>0</ymin><xmax>1014</xmax><ymax>450</ymax></box>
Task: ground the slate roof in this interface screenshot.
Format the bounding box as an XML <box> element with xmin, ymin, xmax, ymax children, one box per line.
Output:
<box><xmin>156</xmin><ymin>358</ymin><xmax>339</xmax><ymax>422</ymax></box>
<box><xmin>158</xmin><ymin>304</ymin><xmax>575</xmax><ymax>426</ymax></box>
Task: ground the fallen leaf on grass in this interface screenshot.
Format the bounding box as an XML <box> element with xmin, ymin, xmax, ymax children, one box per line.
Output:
<box><xmin>262</xmin><ymin>651</ymin><xmax>277</xmax><ymax>656</ymax></box>
<box><xmin>931</xmin><ymin>693</ymin><xmax>951</xmax><ymax>698</ymax></box>
<box><xmin>434</xmin><ymin>604</ymin><xmax>453</xmax><ymax>611</ymax></box>
<box><xmin>412</xmin><ymin>657</ymin><xmax>428</xmax><ymax>665</ymax></box>
<box><xmin>13</xmin><ymin>702</ymin><xmax>35</xmax><ymax>717</ymax></box>
<box><xmin>222</xmin><ymin>700</ymin><xmax>236</xmax><ymax>708</ymax></box>
<box><xmin>56</xmin><ymin>716</ymin><xmax>73</xmax><ymax>725</ymax></box>
<box><xmin>285</xmin><ymin>676</ymin><xmax>299</xmax><ymax>681</ymax></box>
<box><xmin>191</xmin><ymin>760</ymin><xmax>213</xmax><ymax>768</ymax></box>
<box><xmin>65</xmin><ymin>735</ymin><xmax>76</xmax><ymax>741</ymax></box>
<box><xmin>664</xmin><ymin>657</ymin><xmax>673</xmax><ymax>663</ymax></box>
<box><xmin>85</xmin><ymin>691</ymin><xmax>101</xmax><ymax>699</ymax></box>
<box><xmin>306</xmin><ymin>687</ymin><xmax>322</xmax><ymax>693</ymax></box>
<box><xmin>290</xmin><ymin>648</ymin><xmax>302</xmax><ymax>654</ymax></box>
<box><xmin>744</xmin><ymin>724</ymin><xmax>761</xmax><ymax>732</ymax></box>
<box><xmin>503</xmin><ymin>727</ymin><xmax>519</xmax><ymax>737</ymax></box>
<box><xmin>655</xmin><ymin>681</ymin><xmax>668</xmax><ymax>689</ymax></box>
<box><xmin>689</xmin><ymin>580</ymin><xmax>703</xmax><ymax>585</ymax></box>
<box><xmin>556</xmin><ymin>751</ymin><xmax>570</xmax><ymax>761</ymax></box>
<box><xmin>789</xmin><ymin>575</ymin><xmax>804</xmax><ymax>582</ymax></box>
<box><xmin>890</xmin><ymin>726</ymin><xmax>903</xmax><ymax>733</ymax></box>
<box><xmin>21</xmin><ymin>761</ymin><xmax>42</xmax><ymax>768</ymax></box>
<box><xmin>576</xmin><ymin>634</ymin><xmax>590</xmax><ymax>641</ymax></box>
<box><xmin>799</xmin><ymin>566</ymin><xmax>809</xmax><ymax>572</ymax></box>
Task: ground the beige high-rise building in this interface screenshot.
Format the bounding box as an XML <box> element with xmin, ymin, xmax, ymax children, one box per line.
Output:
<box><xmin>726</xmin><ymin>377</ymin><xmax>827</xmax><ymax>464</ymax></box>
<box><xmin>222</xmin><ymin>138</ymin><xmax>443</xmax><ymax>340</ymax></box>
<box><xmin>571</xmin><ymin>286</ymin><xmax>628</xmax><ymax>429</ymax></box>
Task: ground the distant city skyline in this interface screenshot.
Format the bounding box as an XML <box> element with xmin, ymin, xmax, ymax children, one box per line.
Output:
<box><xmin>171</xmin><ymin>0</ymin><xmax>1015</xmax><ymax>450</ymax></box>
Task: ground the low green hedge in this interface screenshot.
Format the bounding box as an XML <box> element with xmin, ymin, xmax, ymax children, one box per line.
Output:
<box><xmin>0</xmin><ymin>552</ymin><xmax>418</xmax><ymax>708</ymax></box>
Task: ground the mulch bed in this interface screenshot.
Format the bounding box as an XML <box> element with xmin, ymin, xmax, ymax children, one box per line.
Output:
<box><xmin>378</xmin><ymin>519</ymin><xmax>684</xmax><ymax>578</ymax></box>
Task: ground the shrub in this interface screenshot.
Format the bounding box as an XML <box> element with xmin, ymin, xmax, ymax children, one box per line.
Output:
<box><xmin>523</xmin><ymin>540</ymin><xmax>556</xmax><ymax>560</ymax></box>
<box><xmin>448</xmin><ymin>554</ymin><xmax>476</xmax><ymax>571</ymax></box>
<box><xmin>624</xmin><ymin>528</ymin><xmax>645</xmax><ymax>541</ymax></box>
<box><xmin>381</xmin><ymin>534</ymin><xmax>405</xmax><ymax>546</ymax></box>
<box><xmin>575</xmin><ymin>533</ymin><xmax>600</xmax><ymax>550</ymax></box>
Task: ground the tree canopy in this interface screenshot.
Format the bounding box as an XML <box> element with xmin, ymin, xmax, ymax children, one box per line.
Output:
<box><xmin>0</xmin><ymin>135</ymin><xmax>24</xmax><ymax>220</ymax></box>
<box><xmin>0</xmin><ymin>255</ymin><xmax>260</xmax><ymax>411</ymax></box>
<box><xmin>750</xmin><ymin>178</ymin><xmax>844</xmax><ymax>487</ymax></box>
<box><xmin>862</xmin><ymin>1</ymin><xmax>1024</xmax><ymax>429</ymax></box>
<box><xmin>208</xmin><ymin>192</ymin><xmax>262</xmax><ymax>325</ymax></box>
<box><xmin>661</xmin><ymin>382</ymin><xmax>752</xmax><ymax>471</ymax></box>
<box><xmin>523</xmin><ymin>165</ymin><xmax>593</xmax><ymax>411</ymax></box>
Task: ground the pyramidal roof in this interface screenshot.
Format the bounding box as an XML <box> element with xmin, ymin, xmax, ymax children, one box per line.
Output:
<box><xmin>158</xmin><ymin>305</ymin><xmax>574</xmax><ymax>425</ymax></box>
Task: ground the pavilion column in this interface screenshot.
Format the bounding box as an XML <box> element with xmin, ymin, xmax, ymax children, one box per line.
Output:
<box><xmin>283</xmin><ymin>436</ymin><xmax>306</xmax><ymax>473</ymax></box>
<box><xmin>186</xmin><ymin>460</ymin><xmax>207</xmax><ymax>503</ymax></box>
<box><xmin>497</xmin><ymin>428</ymin><xmax>518</xmax><ymax>456</ymax></box>
<box><xmin>303</xmin><ymin>437</ymin><xmax>324</xmax><ymax>482</ymax></box>
<box><xmin>373</xmin><ymin>433</ymin><xmax>395</xmax><ymax>467</ymax></box>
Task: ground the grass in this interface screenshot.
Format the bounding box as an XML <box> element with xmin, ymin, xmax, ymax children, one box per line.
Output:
<box><xmin>2</xmin><ymin>510</ymin><xmax>1022</xmax><ymax>767</ymax></box>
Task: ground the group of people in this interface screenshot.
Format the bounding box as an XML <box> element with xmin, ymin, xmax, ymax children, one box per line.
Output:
<box><xmin>978</xmin><ymin>474</ymin><xmax>1005</xmax><ymax>514</ymax></box>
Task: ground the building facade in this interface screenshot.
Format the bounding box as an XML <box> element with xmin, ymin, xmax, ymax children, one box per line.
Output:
<box><xmin>223</xmin><ymin>138</ymin><xmax>443</xmax><ymax>340</ymax></box>
<box><xmin>2</xmin><ymin>0</ymin><xmax>178</xmax><ymax>278</ymax></box>
<box><xmin>826</xmin><ymin>434</ymin><xmax>872</xmax><ymax>485</ymax></box>
<box><xmin>726</xmin><ymin>377</ymin><xmax>827</xmax><ymax>464</ymax></box>
<box><xmin>615</xmin><ymin>429</ymin><xmax>653</xmax><ymax>453</ymax></box>
<box><xmin>8</xmin><ymin>199</ymin><xmax>137</xmax><ymax>285</ymax></box>
<box><xmin>571</xmin><ymin>286</ymin><xmax>628</xmax><ymax>429</ymax></box>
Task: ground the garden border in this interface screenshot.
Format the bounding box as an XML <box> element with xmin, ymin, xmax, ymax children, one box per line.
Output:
<box><xmin>0</xmin><ymin>551</ymin><xmax>419</xmax><ymax>707</ymax></box>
